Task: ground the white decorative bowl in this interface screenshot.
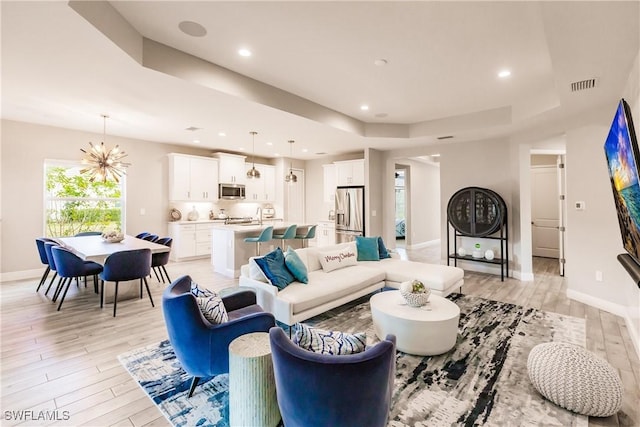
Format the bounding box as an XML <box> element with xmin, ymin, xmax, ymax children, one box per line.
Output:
<box><xmin>400</xmin><ymin>288</ymin><xmax>431</xmax><ymax>307</ymax></box>
<box><xmin>102</xmin><ymin>233</ymin><xmax>124</xmax><ymax>243</ymax></box>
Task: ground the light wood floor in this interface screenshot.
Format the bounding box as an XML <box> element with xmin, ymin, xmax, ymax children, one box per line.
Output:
<box><xmin>1</xmin><ymin>249</ymin><xmax>638</xmax><ymax>426</ymax></box>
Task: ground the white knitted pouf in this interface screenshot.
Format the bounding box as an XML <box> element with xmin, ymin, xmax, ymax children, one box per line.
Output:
<box><xmin>527</xmin><ymin>342</ymin><xmax>623</xmax><ymax>417</ymax></box>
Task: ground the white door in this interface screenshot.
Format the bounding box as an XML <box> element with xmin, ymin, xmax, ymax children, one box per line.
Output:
<box><xmin>531</xmin><ymin>166</ymin><xmax>560</xmax><ymax>258</ymax></box>
<box><xmin>287</xmin><ymin>168</ymin><xmax>305</xmax><ymax>224</ymax></box>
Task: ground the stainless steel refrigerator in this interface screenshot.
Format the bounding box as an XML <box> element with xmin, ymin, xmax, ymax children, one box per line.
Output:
<box><xmin>335</xmin><ymin>186</ymin><xmax>365</xmax><ymax>243</ymax></box>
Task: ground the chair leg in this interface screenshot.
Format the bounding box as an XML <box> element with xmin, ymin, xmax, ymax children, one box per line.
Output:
<box><xmin>139</xmin><ymin>279</ymin><xmax>143</xmax><ymax>299</ymax></box>
<box><xmin>188</xmin><ymin>377</ymin><xmax>200</xmax><ymax>398</ymax></box>
<box><xmin>100</xmin><ymin>280</ymin><xmax>105</xmax><ymax>308</ymax></box>
<box><xmin>113</xmin><ymin>282</ymin><xmax>119</xmax><ymax>317</ymax></box>
<box><xmin>57</xmin><ymin>278</ymin><xmax>72</xmax><ymax>311</ymax></box>
<box><xmin>36</xmin><ymin>266</ymin><xmax>50</xmax><ymax>292</ymax></box>
<box><xmin>93</xmin><ymin>275</ymin><xmax>99</xmax><ymax>294</ymax></box>
<box><xmin>144</xmin><ymin>277</ymin><xmax>155</xmax><ymax>308</ymax></box>
<box><xmin>152</xmin><ymin>267</ymin><xmax>162</xmax><ymax>283</ymax></box>
<box><xmin>52</xmin><ymin>276</ymin><xmax>64</xmax><ymax>302</ymax></box>
<box><xmin>45</xmin><ymin>272</ymin><xmax>58</xmax><ymax>296</ymax></box>
<box><xmin>161</xmin><ymin>265</ymin><xmax>171</xmax><ymax>283</ymax></box>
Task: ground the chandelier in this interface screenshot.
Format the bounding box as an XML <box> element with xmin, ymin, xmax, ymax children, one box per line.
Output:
<box><xmin>284</xmin><ymin>140</ymin><xmax>298</xmax><ymax>184</ymax></box>
<box><xmin>246</xmin><ymin>131</ymin><xmax>261</xmax><ymax>179</ymax></box>
<box><xmin>80</xmin><ymin>115</ymin><xmax>130</xmax><ymax>183</ymax></box>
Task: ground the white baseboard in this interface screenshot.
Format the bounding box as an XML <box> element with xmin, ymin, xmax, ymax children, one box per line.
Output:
<box><xmin>1</xmin><ymin>268</ymin><xmax>42</xmax><ymax>283</ymax></box>
<box><xmin>567</xmin><ymin>289</ymin><xmax>639</xmax><ymax>358</ymax></box>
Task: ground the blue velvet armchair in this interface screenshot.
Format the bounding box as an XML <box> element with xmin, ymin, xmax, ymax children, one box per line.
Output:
<box><xmin>269</xmin><ymin>327</ymin><xmax>396</xmax><ymax>427</ymax></box>
<box><xmin>162</xmin><ymin>275</ymin><xmax>276</xmax><ymax>397</ymax></box>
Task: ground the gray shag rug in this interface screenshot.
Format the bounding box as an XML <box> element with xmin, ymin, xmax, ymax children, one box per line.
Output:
<box><xmin>119</xmin><ymin>293</ymin><xmax>587</xmax><ymax>427</ymax></box>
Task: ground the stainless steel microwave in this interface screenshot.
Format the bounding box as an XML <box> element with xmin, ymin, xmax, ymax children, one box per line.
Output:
<box><xmin>219</xmin><ymin>183</ymin><xmax>246</xmax><ymax>200</ymax></box>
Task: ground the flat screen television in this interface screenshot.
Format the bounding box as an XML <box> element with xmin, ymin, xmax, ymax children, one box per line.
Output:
<box><xmin>604</xmin><ymin>98</ymin><xmax>640</xmax><ymax>268</ymax></box>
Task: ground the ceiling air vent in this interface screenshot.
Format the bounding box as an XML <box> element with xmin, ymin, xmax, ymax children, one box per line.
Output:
<box><xmin>437</xmin><ymin>135</ymin><xmax>454</xmax><ymax>140</ymax></box>
<box><xmin>185</xmin><ymin>126</ymin><xmax>201</xmax><ymax>131</ymax></box>
<box><xmin>570</xmin><ymin>78</ymin><xmax>597</xmax><ymax>92</ymax></box>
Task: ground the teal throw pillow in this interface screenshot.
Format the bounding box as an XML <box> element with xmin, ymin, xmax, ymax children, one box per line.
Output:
<box><xmin>254</xmin><ymin>247</ymin><xmax>295</xmax><ymax>290</ymax></box>
<box><xmin>284</xmin><ymin>247</ymin><xmax>308</xmax><ymax>284</ymax></box>
<box><xmin>356</xmin><ymin>236</ymin><xmax>380</xmax><ymax>261</ymax></box>
<box><xmin>377</xmin><ymin>236</ymin><xmax>391</xmax><ymax>259</ymax></box>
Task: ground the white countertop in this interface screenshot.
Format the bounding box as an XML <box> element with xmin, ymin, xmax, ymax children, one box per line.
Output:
<box><xmin>211</xmin><ymin>222</ymin><xmax>314</xmax><ymax>233</ymax></box>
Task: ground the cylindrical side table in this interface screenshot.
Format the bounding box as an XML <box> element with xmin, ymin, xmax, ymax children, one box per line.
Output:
<box><xmin>229</xmin><ymin>332</ymin><xmax>280</xmax><ymax>427</ymax></box>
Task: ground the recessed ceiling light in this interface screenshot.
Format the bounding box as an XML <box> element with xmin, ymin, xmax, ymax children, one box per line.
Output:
<box><xmin>218</xmin><ymin>132</ymin><xmax>226</xmax><ymax>137</ymax></box>
<box><xmin>431</xmin><ymin>153</ymin><xmax>441</xmax><ymax>157</ymax></box>
<box><xmin>238</xmin><ymin>48</ymin><xmax>252</xmax><ymax>57</ymax></box>
<box><xmin>193</xmin><ymin>139</ymin><xmax>200</xmax><ymax>144</ymax></box>
<box><xmin>238</xmin><ymin>147</ymin><xmax>245</xmax><ymax>151</ymax></box>
<box><xmin>274</xmin><ymin>153</ymin><xmax>280</xmax><ymax>157</ymax></box>
<box><xmin>302</xmin><ymin>148</ymin><xmax>308</xmax><ymax>153</ymax></box>
<box><xmin>498</xmin><ymin>69</ymin><xmax>511</xmax><ymax>78</ymax></box>
<box><xmin>360</xmin><ymin>105</ymin><xmax>369</xmax><ymax>111</ymax></box>
<box><xmin>266</xmin><ymin>142</ymin><xmax>273</xmax><ymax>146</ymax></box>
<box><xmin>179</xmin><ymin>21</ymin><xmax>207</xmax><ymax>37</ymax></box>
<box><xmin>374</xmin><ymin>59</ymin><xmax>388</xmax><ymax>66</ymax></box>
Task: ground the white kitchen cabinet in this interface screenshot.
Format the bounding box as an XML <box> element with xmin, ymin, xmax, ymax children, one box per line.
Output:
<box><xmin>335</xmin><ymin>159</ymin><xmax>364</xmax><ymax>186</ymax></box>
<box><xmin>323</xmin><ymin>164</ymin><xmax>336</xmax><ymax>203</ymax></box>
<box><xmin>213</xmin><ymin>152</ymin><xmax>247</xmax><ymax>184</ymax></box>
<box><xmin>169</xmin><ymin>222</ymin><xmax>212</xmax><ymax>261</ymax></box>
<box><xmin>168</xmin><ymin>153</ymin><xmax>218</xmax><ymax>201</ymax></box>
<box><xmin>316</xmin><ymin>221</ymin><xmax>336</xmax><ymax>247</ymax></box>
<box><xmin>245</xmin><ymin>163</ymin><xmax>276</xmax><ymax>202</ymax></box>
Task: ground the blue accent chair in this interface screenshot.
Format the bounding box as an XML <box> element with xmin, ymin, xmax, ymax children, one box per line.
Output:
<box><xmin>35</xmin><ymin>238</ymin><xmax>56</xmax><ymax>292</ymax></box>
<box><xmin>272</xmin><ymin>224</ymin><xmax>297</xmax><ymax>248</ymax></box>
<box><xmin>142</xmin><ymin>234</ymin><xmax>159</xmax><ymax>242</ymax></box>
<box><xmin>162</xmin><ymin>275</ymin><xmax>276</xmax><ymax>397</ymax></box>
<box><xmin>151</xmin><ymin>237</ymin><xmax>172</xmax><ymax>283</ymax></box>
<box><xmin>269</xmin><ymin>327</ymin><xmax>396</xmax><ymax>427</ymax></box>
<box><xmin>244</xmin><ymin>226</ymin><xmax>273</xmax><ymax>256</ymax></box>
<box><xmin>294</xmin><ymin>224</ymin><xmax>317</xmax><ymax>248</ymax></box>
<box><xmin>100</xmin><ymin>248</ymin><xmax>153</xmax><ymax>317</ymax></box>
<box><xmin>51</xmin><ymin>246</ymin><xmax>103</xmax><ymax>311</ymax></box>
<box><xmin>43</xmin><ymin>242</ymin><xmax>62</xmax><ymax>297</ymax></box>
<box><xmin>135</xmin><ymin>232</ymin><xmax>151</xmax><ymax>239</ymax></box>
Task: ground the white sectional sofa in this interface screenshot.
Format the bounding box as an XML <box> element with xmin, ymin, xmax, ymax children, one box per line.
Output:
<box><xmin>239</xmin><ymin>242</ymin><xmax>464</xmax><ymax>326</ymax></box>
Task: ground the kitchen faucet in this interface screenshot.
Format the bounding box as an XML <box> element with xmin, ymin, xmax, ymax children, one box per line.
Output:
<box><xmin>256</xmin><ymin>207</ymin><xmax>263</xmax><ymax>225</ymax></box>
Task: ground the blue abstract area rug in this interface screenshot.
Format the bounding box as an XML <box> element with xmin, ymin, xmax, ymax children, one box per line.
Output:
<box><xmin>118</xmin><ymin>294</ymin><xmax>588</xmax><ymax>427</ymax></box>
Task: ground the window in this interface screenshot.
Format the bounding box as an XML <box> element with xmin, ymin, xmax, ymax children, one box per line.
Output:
<box><xmin>44</xmin><ymin>161</ymin><xmax>125</xmax><ymax>237</ymax></box>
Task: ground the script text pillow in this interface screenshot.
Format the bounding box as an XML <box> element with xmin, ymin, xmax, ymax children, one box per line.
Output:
<box><xmin>356</xmin><ymin>236</ymin><xmax>380</xmax><ymax>261</ymax></box>
<box><xmin>318</xmin><ymin>243</ymin><xmax>358</xmax><ymax>272</ymax></box>
<box><xmin>253</xmin><ymin>247</ymin><xmax>295</xmax><ymax>290</ymax></box>
<box><xmin>284</xmin><ymin>247</ymin><xmax>308</xmax><ymax>284</ymax></box>
<box><xmin>190</xmin><ymin>281</ymin><xmax>228</xmax><ymax>324</ymax></box>
<box><xmin>293</xmin><ymin>323</ymin><xmax>366</xmax><ymax>355</ymax></box>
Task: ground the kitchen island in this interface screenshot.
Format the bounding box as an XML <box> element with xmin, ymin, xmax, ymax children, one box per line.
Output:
<box><xmin>211</xmin><ymin>222</ymin><xmax>315</xmax><ymax>278</ymax></box>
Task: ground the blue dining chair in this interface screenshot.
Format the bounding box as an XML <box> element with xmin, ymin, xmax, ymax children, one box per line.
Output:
<box><xmin>100</xmin><ymin>248</ymin><xmax>153</xmax><ymax>317</ymax></box>
<box><xmin>272</xmin><ymin>224</ymin><xmax>297</xmax><ymax>248</ymax></box>
<box><xmin>244</xmin><ymin>226</ymin><xmax>273</xmax><ymax>256</ymax></box>
<box><xmin>151</xmin><ymin>237</ymin><xmax>172</xmax><ymax>283</ymax></box>
<box><xmin>43</xmin><ymin>242</ymin><xmax>62</xmax><ymax>297</ymax></box>
<box><xmin>142</xmin><ymin>234</ymin><xmax>159</xmax><ymax>243</ymax></box>
<box><xmin>135</xmin><ymin>232</ymin><xmax>151</xmax><ymax>239</ymax></box>
<box><xmin>295</xmin><ymin>224</ymin><xmax>317</xmax><ymax>248</ymax></box>
<box><xmin>51</xmin><ymin>246</ymin><xmax>103</xmax><ymax>311</ymax></box>
<box><xmin>35</xmin><ymin>237</ymin><xmax>56</xmax><ymax>292</ymax></box>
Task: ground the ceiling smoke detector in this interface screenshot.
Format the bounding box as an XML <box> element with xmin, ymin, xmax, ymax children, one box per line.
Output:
<box><xmin>570</xmin><ymin>78</ymin><xmax>598</xmax><ymax>92</ymax></box>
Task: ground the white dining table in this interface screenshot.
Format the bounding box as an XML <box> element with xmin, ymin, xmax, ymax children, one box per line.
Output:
<box><xmin>58</xmin><ymin>234</ymin><xmax>169</xmax><ymax>264</ymax></box>
<box><xmin>57</xmin><ymin>234</ymin><xmax>170</xmax><ymax>304</ymax></box>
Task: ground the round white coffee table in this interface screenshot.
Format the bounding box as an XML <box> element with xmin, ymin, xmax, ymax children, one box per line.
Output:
<box><xmin>370</xmin><ymin>290</ymin><xmax>460</xmax><ymax>356</ymax></box>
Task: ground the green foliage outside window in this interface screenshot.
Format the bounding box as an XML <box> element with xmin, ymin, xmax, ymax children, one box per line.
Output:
<box><xmin>45</xmin><ymin>165</ymin><xmax>124</xmax><ymax>237</ymax></box>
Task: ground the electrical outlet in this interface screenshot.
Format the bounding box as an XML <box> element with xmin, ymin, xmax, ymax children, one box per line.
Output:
<box><xmin>575</xmin><ymin>201</ymin><xmax>585</xmax><ymax>210</ymax></box>
<box><xmin>595</xmin><ymin>270</ymin><xmax>603</xmax><ymax>282</ymax></box>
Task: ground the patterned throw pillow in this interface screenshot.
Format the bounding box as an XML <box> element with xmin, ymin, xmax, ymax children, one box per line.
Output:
<box><xmin>317</xmin><ymin>242</ymin><xmax>358</xmax><ymax>272</ymax></box>
<box><xmin>293</xmin><ymin>323</ymin><xmax>366</xmax><ymax>355</ymax></box>
<box><xmin>190</xmin><ymin>281</ymin><xmax>228</xmax><ymax>324</ymax></box>
<box><xmin>284</xmin><ymin>246</ymin><xmax>308</xmax><ymax>283</ymax></box>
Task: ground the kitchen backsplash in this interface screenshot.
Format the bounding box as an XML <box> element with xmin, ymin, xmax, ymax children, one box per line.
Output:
<box><xmin>170</xmin><ymin>200</ymin><xmax>278</xmax><ymax>221</ymax></box>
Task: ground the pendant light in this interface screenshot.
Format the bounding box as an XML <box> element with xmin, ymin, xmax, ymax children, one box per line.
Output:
<box><xmin>80</xmin><ymin>115</ymin><xmax>130</xmax><ymax>183</ymax></box>
<box><xmin>246</xmin><ymin>131</ymin><xmax>261</xmax><ymax>179</ymax></box>
<box><xmin>285</xmin><ymin>140</ymin><xmax>298</xmax><ymax>184</ymax></box>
